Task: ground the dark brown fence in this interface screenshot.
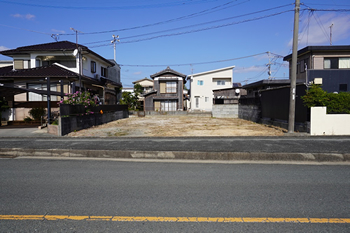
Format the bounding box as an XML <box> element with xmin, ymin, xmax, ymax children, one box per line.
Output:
<box><xmin>260</xmin><ymin>84</ymin><xmax>309</xmax><ymax>122</ymax></box>
<box><xmin>59</xmin><ymin>104</ymin><xmax>128</xmax><ymax>116</ymax></box>
<box><xmin>59</xmin><ymin>104</ymin><xmax>129</xmax><ymax>136</ymax></box>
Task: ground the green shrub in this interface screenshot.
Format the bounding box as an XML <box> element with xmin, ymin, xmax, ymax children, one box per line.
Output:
<box><xmin>301</xmin><ymin>85</ymin><xmax>350</xmax><ymax>114</ymax></box>
<box><xmin>24</xmin><ymin>116</ymin><xmax>33</xmax><ymax>122</ymax></box>
<box><xmin>29</xmin><ymin>108</ymin><xmax>46</xmax><ymax>121</ymax></box>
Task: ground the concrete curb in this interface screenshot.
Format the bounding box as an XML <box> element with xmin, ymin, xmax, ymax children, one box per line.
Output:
<box><xmin>0</xmin><ymin>148</ymin><xmax>349</xmax><ymax>162</ymax></box>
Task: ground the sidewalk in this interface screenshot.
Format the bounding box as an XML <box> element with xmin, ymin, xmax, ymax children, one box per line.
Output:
<box><xmin>0</xmin><ymin>126</ymin><xmax>57</xmax><ymax>137</ymax></box>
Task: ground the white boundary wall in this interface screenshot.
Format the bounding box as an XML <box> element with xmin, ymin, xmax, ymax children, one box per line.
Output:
<box><xmin>311</xmin><ymin>106</ymin><xmax>350</xmax><ymax>135</ymax></box>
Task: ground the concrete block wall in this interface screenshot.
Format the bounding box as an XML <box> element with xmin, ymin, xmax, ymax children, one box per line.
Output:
<box><xmin>238</xmin><ymin>105</ymin><xmax>260</xmax><ymax>122</ymax></box>
<box><xmin>212</xmin><ymin>104</ymin><xmax>238</xmax><ymax>118</ymax></box>
<box><xmin>58</xmin><ymin>110</ymin><xmax>128</xmax><ymax>136</ymax></box>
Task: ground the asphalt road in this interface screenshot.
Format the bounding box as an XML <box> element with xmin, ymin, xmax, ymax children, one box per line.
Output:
<box><xmin>0</xmin><ymin>136</ymin><xmax>350</xmax><ymax>154</ymax></box>
<box><xmin>0</xmin><ymin>158</ymin><xmax>349</xmax><ymax>232</ymax></box>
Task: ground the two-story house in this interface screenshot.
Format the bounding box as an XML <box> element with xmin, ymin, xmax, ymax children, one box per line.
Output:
<box><xmin>143</xmin><ymin>67</ymin><xmax>186</xmax><ymax>111</ymax></box>
<box><xmin>283</xmin><ymin>45</ymin><xmax>350</xmax><ymax>93</ymax></box>
<box><xmin>0</xmin><ymin>41</ymin><xmax>122</xmax><ymax>121</ymax></box>
<box><xmin>132</xmin><ymin>78</ymin><xmax>154</xmax><ymax>94</ymax></box>
<box><xmin>187</xmin><ymin>66</ymin><xmax>235</xmax><ymax>112</ymax></box>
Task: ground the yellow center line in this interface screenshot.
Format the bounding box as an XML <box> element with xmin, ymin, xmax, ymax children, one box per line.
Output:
<box><xmin>0</xmin><ymin>215</ymin><xmax>349</xmax><ymax>223</ymax></box>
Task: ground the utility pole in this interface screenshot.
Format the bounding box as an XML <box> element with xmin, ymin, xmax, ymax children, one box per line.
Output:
<box><xmin>288</xmin><ymin>0</ymin><xmax>300</xmax><ymax>133</ymax></box>
<box><xmin>267</xmin><ymin>51</ymin><xmax>272</xmax><ymax>80</ymax></box>
<box><xmin>330</xmin><ymin>24</ymin><xmax>333</xmax><ymax>45</ymax></box>
<box><xmin>111</xmin><ymin>35</ymin><xmax>120</xmax><ymax>61</ymax></box>
<box><xmin>70</xmin><ymin>28</ymin><xmax>83</xmax><ymax>91</ymax></box>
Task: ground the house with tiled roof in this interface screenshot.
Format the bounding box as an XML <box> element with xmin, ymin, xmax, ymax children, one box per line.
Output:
<box><xmin>0</xmin><ymin>41</ymin><xmax>122</xmax><ymax>121</ymax></box>
<box><xmin>143</xmin><ymin>67</ymin><xmax>186</xmax><ymax>111</ymax></box>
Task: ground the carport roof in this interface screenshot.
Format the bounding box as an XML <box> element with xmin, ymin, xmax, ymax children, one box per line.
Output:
<box><xmin>0</xmin><ymin>64</ymin><xmax>79</xmax><ymax>78</ymax></box>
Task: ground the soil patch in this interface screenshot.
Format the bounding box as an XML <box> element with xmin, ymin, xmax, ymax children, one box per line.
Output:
<box><xmin>67</xmin><ymin>115</ymin><xmax>286</xmax><ymax>137</ymax></box>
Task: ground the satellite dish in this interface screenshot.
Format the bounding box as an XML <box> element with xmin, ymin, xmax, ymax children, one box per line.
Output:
<box><xmin>73</xmin><ymin>49</ymin><xmax>78</xmax><ymax>57</ymax></box>
<box><xmin>235</xmin><ymin>89</ymin><xmax>240</xmax><ymax>94</ymax></box>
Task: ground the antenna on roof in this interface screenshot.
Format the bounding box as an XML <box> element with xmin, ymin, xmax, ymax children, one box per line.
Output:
<box><xmin>70</xmin><ymin>27</ymin><xmax>82</xmax><ymax>48</ymax></box>
<box><xmin>111</xmin><ymin>35</ymin><xmax>120</xmax><ymax>62</ymax></box>
<box><xmin>51</xmin><ymin>34</ymin><xmax>59</xmax><ymax>42</ymax></box>
<box><xmin>330</xmin><ymin>24</ymin><xmax>333</xmax><ymax>45</ymax></box>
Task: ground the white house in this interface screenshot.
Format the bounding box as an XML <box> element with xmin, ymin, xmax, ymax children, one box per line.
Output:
<box><xmin>0</xmin><ymin>41</ymin><xmax>122</xmax><ymax>121</ymax></box>
<box><xmin>187</xmin><ymin>66</ymin><xmax>235</xmax><ymax>111</ymax></box>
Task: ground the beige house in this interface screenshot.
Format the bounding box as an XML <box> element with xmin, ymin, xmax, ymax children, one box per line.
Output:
<box><xmin>132</xmin><ymin>78</ymin><xmax>154</xmax><ymax>94</ymax></box>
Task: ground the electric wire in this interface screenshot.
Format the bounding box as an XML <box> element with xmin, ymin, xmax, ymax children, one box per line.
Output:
<box><xmin>119</xmin><ymin>52</ymin><xmax>273</xmax><ymax>67</ymax></box>
<box><xmin>90</xmin><ymin>9</ymin><xmax>294</xmax><ymax>47</ymax></box>
<box><xmin>0</xmin><ymin>0</ymin><xmax>220</xmax><ymax>10</ymax></box>
<box><xmin>80</xmin><ymin>0</ymin><xmax>250</xmax><ymax>37</ymax></box>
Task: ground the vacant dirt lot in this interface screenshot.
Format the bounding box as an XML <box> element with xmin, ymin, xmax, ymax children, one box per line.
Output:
<box><xmin>67</xmin><ymin>115</ymin><xmax>286</xmax><ymax>137</ymax></box>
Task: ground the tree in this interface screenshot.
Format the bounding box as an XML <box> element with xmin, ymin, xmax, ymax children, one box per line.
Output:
<box><xmin>119</xmin><ymin>84</ymin><xmax>146</xmax><ymax>110</ymax></box>
<box><xmin>120</xmin><ymin>91</ymin><xmax>138</xmax><ymax>110</ymax></box>
<box><xmin>301</xmin><ymin>84</ymin><xmax>350</xmax><ymax>114</ymax></box>
<box><xmin>301</xmin><ymin>85</ymin><xmax>329</xmax><ymax>108</ymax></box>
<box><xmin>134</xmin><ymin>83</ymin><xmax>144</xmax><ymax>96</ymax></box>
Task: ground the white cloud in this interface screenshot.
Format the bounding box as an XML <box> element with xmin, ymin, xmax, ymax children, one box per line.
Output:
<box><xmin>289</xmin><ymin>13</ymin><xmax>350</xmax><ymax>47</ymax></box>
<box><xmin>0</xmin><ymin>46</ymin><xmax>10</xmax><ymax>51</ymax></box>
<box><xmin>11</xmin><ymin>13</ymin><xmax>35</xmax><ymax>20</ymax></box>
<box><xmin>51</xmin><ymin>29</ymin><xmax>66</xmax><ymax>34</ymax></box>
<box><xmin>133</xmin><ymin>71</ymin><xmax>142</xmax><ymax>75</ymax></box>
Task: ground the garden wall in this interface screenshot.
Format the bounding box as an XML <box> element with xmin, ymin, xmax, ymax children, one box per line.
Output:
<box><xmin>56</xmin><ymin>104</ymin><xmax>128</xmax><ymax>136</ymax></box>
<box><xmin>310</xmin><ymin>106</ymin><xmax>350</xmax><ymax>135</ymax></box>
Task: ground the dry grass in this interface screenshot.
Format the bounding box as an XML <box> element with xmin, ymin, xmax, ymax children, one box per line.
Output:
<box><xmin>67</xmin><ymin>115</ymin><xmax>286</xmax><ymax>137</ymax></box>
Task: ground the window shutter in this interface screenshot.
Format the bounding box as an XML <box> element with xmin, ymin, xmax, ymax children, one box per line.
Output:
<box><xmin>160</xmin><ymin>82</ymin><xmax>166</xmax><ymax>93</ymax></box>
<box><xmin>14</xmin><ymin>60</ymin><xmax>24</xmax><ymax>70</ymax></box>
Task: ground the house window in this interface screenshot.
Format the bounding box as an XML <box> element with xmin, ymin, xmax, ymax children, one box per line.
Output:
<box><xmin>339</xmin><ymin>58</ymin><xmax>350</xmax><ymax>69</ymax></box>
<box><xmin>101</xmin><ymin>67</ymin><xmax>107</xmax><ymax>77</ymax></box>
<box><xmin>300</xmin><ymin>59</ymin><xmax>308</xmax><ymax>73</ymax></box>
<box><xmin>160</xmin><ymin>81</ymin><xmax>177</xmax><ymax>93</ymax></box>
<box><xmin>166</xmin><ymin>82</ymin><xmax>177</xmax><ymax>93</ymax></box>
<box><xmin>324</xmin><ymin>58</ymin><xmax>339</xmax><ymax>69</ymax></box>
<box><xmin>205</xmin><ymin>97</ymin><xmax>209</xmax><ymax>102</ymax></box>
<box><xmin>197</xmin><ymin>80</ymin><xmax>203</xmax><ymax>85</ymax></box>
<box><xmin>91</xmin><ymin>61</ymin><xmax>96</xmax><ymax>73</ymax></box>
<box><xmin>161</xmin><ymin>100</ymin><xmax>177</xmax><ymax>111</ymax></box>
<box><xmin>14</xmin><ymin>60</ymin><xmax>24</xmax><ymax>70</ymax></box>
<box><xmin>217</xmin><ymin>80</ymin><xmax>225</xmax><ymax>85</ymax></box>
<box><xmin>339</xmin><ymin>84</ymin><xmax>348</xmax><ymax>92</ymax></box>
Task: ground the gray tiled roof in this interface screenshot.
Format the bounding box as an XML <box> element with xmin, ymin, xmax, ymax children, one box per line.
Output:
<box><xmin>150</xmin><ymin>66</ymin><xmax>186</xmax><ymax>79</ymax></box>
<box><xmin>0</xmin><ymin>64</ymin><xmax>79</xmax><ymax>77</ymax></box>
<box><xmin>0</xmin><ymin>41</ymin><xmax>114</xmax><ymax>66</ymax></box>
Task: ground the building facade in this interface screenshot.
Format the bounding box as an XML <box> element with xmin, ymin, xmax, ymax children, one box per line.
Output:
<box><xmin>283</xmin><ymin>45</ymin><xmax>350</xmax><ymax>93</ymax></box>
<box><xmin>143</xmin><ymin>67</ymin><xmax>186</xmax><ymax>111</ymax></box>
<box><xmin>0</xmin><ymin>41</ymin><xmax>122</xmax><ymax>121</ymax></box>
<box><xmin>187</xmin><ymin>66</ymin><xmax>234</xmax><ymax>111</ymax></box>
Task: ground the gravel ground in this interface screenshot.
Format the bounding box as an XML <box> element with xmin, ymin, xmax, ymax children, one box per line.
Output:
<box><xmin>67</xmin><ymin>115</ymin><xmax>286</xmax><ymax>137</ymax></box>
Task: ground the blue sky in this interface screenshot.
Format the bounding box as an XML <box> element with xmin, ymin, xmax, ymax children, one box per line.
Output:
<box><xmin>0</xmin><ymin>0</ymin><xmax>350</xmax><ymax>88</ymax></box>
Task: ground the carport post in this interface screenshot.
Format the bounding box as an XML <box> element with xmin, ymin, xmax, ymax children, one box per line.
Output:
<box><xmin>46</xmin><ymin>77</ymin><xmax>51</xmax><ymax>124</ymax></box>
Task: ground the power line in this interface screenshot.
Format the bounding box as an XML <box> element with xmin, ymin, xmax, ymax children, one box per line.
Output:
<box><xmin>0</xmin><ymin>0</ymin><xmax>220</xmax><ymax>10</ymax></box>
<box><xmin>73</xmin><ymin>3</ymin><xmax>292</xmax><ymax>39</ymax></box>
<box><xmin>76</xmin><ymin>0</ymin><xmax>250</xmax><ymax>36</ymax></box>
<box><xmin>90</xmin><ymin>9</ymin><xmax>293</xmax><ymax>47</ymax></box>
<box><xmin>119</xmin><ymin>52</ymin><xmax>274</xmax><ymax>67</ymax></box>
<box><xmin>0</xmin><ymin>23</ymin><xmax>51</xmax><ymax>35</ymax></box>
